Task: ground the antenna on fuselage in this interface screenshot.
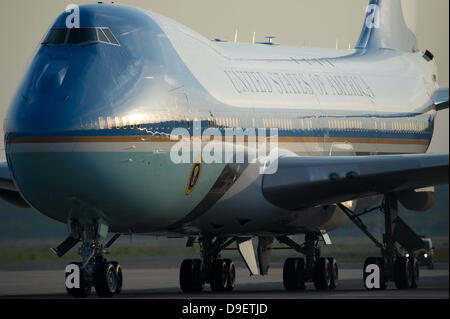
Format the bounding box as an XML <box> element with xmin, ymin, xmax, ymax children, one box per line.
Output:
<box><xmin>234</xmin><ymin>29</ymin><xmax>238</xmax><ymax>43</ymax></box>
<box><xmin>252</xmin><ymin>31</ymin><xmax>256</xmax><ymax>44</ymax></box>
<box><xmin>256</xmin><ymin>36</ymin><xmax>278</xmax><ymax>46</ymax></box>
<box><xmin>335</xmin><ymin>38</ymin><xmax>339</xmax><ymax>50</ymax></box>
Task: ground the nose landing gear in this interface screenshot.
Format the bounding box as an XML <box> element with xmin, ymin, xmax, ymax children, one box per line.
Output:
<box><xmin>56</xmin><ymin>219</ymin><xmax>123</xmax><ymax>298</ymax></box>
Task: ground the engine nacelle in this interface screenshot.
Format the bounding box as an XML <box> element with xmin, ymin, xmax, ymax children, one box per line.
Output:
<box><xmin>0</xmin><ymin>189</ymin><xmax>30</xmax><ymax>208</ymax></box>
<box><xmin>396</xmin><ymin>187</ymin><xmax>435</xmax><ymax>212</ymax></box>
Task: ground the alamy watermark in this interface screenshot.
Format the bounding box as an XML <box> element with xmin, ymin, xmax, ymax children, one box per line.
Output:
<box><xmin>365</xmin><ymin>4</ymin><xmax>380</xmax><ymax>29</ymax></box>
<box><xmin>65</xmin><ymin>263</ymin><xmax>81</xmax><ymax>289</ymax></box>
<box><xmin>169</xmin><ymin>121</ymin><xmax>280</xmax><ymax>174</ymax></box>
<box><xmin>65</xmin><ymin>4</ymin><xmax>80</xmax><ymax>29</ymax></box>
<box><xmin>364</xmin><ymin>263</ymin><xmax>380</xmax><ymax>289</ymax></box>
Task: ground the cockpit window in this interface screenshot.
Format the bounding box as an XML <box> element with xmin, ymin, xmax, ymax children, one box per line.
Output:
<box><xmin>68</xmin><ymin>28</ymin><xmax>98</xmax><ymax>44</ymax></box>
<box><xmin>101</xmin><ymin>28</ymin><xmax>120</xmax><ymax>45</ymax></box>
<box><xmin>42</xmin><ymin>28</ymin><xmax>67</xmax><ymax>45</ymax></box>
<box><xmin>97</xmin><ymin>29</ymin><xmax>109</xmax><ymax>43</ymax></box>
<box><xmin>42</xmin><ymin>27</ymin><xmax>120</xmax><ymax>46</ymax></box>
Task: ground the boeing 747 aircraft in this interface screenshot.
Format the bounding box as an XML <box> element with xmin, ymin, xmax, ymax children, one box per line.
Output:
<box><xmin>0</xmin><ymin>0</ymin><xmax>448</xmax><ymax>297</ymax></box>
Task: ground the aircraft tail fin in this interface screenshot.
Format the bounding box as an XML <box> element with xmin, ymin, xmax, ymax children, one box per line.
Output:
<box><xmin>356</xmin><ymin>0</ymin><xmax>418</xmax><ymax>52</ymax></box>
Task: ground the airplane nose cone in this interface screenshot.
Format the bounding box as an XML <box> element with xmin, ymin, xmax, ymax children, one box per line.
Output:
<box><xmin>5</xmin><ymin>47</ymin><xmax>114</xmax><ymax>134</ymax></box>
<box><xmin>36</xmin><ymin>63</ymin><xmax>68</xmax><ymax>93</ymax></box>
<box><xmin>2</xmin><ymin>3</ymin><xmax>191</xmax><ymax>231</ymax></box>
<box><xmin>37</xmin><ymin>73</ymin><xmax>61</xmax><ymax>92</ymax></box>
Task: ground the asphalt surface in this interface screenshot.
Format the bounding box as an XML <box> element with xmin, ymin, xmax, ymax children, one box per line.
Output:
<box><xmin>0</xmin><ymin>258</ymin><xmax>448</xmax><ymax>299</ymax></box>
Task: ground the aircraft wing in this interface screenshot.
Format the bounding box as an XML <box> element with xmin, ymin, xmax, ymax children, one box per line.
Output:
<box><xmin>0</xmin><ymin>161</ymin><xmax>30</xmax><ymax>207</ymax></box>
<box><xmin>262</xmin><ymin>154</ymin><xmax>449</xmax><ymax>210</ymax></box>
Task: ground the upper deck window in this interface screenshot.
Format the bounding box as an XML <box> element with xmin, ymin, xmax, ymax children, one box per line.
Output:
<box><xmin>42</xmin><ymin>27</ymin><xmax>120</xmax><ymax>46</ymax></box>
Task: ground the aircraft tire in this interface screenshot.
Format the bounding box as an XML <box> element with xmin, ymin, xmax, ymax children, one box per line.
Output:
<box><xmin>295</xmin><ymin>258</ymin><xmax>306</xmax><ymax>290</ymax></box>
<box><xmin>394</xmin><ymin>257</ymin><xmax>412</xmax><ymax>289</ymax></box>
<box><xmin>192</xmin><ymin>259</ymin><xmax>204</xmax><ymax>292</ymax></box>
<box><xmin>210</xmin><ymin>259</ymin><xmax>228</xmax><ymax>292</ymax></box>
<box><xmin>224</xmin><ymin>259</ymin><xmax>236</xmax><ymax>291</ymax></box>
<box><xmin>313</xmin><ymin>257</ymin><xmax>331</xmax><ymax>290</ymax></box>
<box><xmin>180</xmin><ymin>259</ymin><xmax>196</xmax><ymax>292</ymax></box>
<box><xmin>94</xmin><ymin>262</ymin><xmax>118</xmax><ymax>297</ymax></box>
<box><xmin>283</xmin><ymin>258</ymin><xmax>298</xmax><ymax>290</ymax></box>
<box><xmin>328</xmin><ymin>257</ymin><xmax>338</xmax><ymax>289</ymax></box>
<box><xmin>409</xmin><ymin>257</ymin><xmax>419</xmax><ymax>289</ymax></box>
<box><xmin>110</xmin><ymin>261</ymin><xmax>123</xmax><ymax>294</ymax></box>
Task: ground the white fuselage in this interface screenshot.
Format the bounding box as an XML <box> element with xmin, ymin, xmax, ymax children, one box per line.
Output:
<box><xmin>5</xmin><ymin>7</ymin><xmax>439</xmax><ymax>236</ymax></box>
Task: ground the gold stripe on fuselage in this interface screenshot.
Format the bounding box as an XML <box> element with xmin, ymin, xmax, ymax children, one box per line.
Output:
<box><xmin>8</xmin><ymin>136</ymin><xmax>430</xmax><ymax>145</ymax></box>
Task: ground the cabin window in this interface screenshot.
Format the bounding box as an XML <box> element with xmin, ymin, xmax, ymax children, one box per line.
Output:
<box><xmin>98</xmin><ymin>117</ymin><xmax>106</xmax><ymax>130</ymax></box>
<box><xmin>106</xmin><ymin>117</ymin><xmax>114</xmax><ymax>129</ymax></box>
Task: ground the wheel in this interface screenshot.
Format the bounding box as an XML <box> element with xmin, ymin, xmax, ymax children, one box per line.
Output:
<box><xmin>295</xmin><ymin>258</ymin><xmax>306</xmax><ymax>290</ymax></box>
<box><xmin>409</xmin><ymin>257</ymin><xmax>419</xmax><ymax>289</ymax></box>
<box><xmin>283</xmin><ymin>258</ymin><xmax>298</xmax><ymax>290</ymax></box>
<box><xmin>65</xmin><ymin>262</ymin><xmax>91</xmax><ymax>298</ymax></box>
<box><xmin>313</xmin><ymin>257</ymin><xmax>331</xmax><ymax>290</ymax></box>
<box><xmin>192</xmin><ymin>259</ymin><xmax>204</xmax><ymax>292</ymax></box>
<box><xmin>110</xmin><ymin>261</ymin><xmax>123</xmax><ymax>294</ymax></box>
<box><xmin>283</xmin><ymin>258</ymin><xmax>305</xmax><ymax>290</ymax></box>
<box><xmin>224</xmin><ymin>259</ymin><xmax>236</xmax><ymax>291</ymax></box>
<box><xmin>180</xmin><ymin>259</ymin><xmax>195</xmax><ymax>292</ymax></box>
<box><xmin>210</xmin><ymin>259</ymin><xmax>228</xmax><ymax>292</ymax></box>
<box><xmin>375</xmin><ymin>257</ymin><xmax>388</xmax><ymax>290</ymax></box>
<box><xmin>328</xmin><ymin>257</ymin><xmax>338</xmax><ymax>289</ymax></box>
<box><xmin>95</xmin><ymin>262</ymin><xmax>118</xmax><ymax>297</ymax></box>
<box><xmin>394</xmin><ymin>257</ymin><xmax>412</xmax><ymax>289</ymax></box>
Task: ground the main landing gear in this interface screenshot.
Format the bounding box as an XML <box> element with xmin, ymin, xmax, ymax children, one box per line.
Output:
<box><xmin>179</xmin><ymin>237</ymin><xmax>236</xmax><ymax>292</ymax></box>
<box><xmin>277</xmin><ymin>233</ymin><xmax>338</xmax><ymax>290</ymax></box>
<box><xmin>338</xmin><ymin>194</ymin><xmax>424</xmax><ymax>290</ymax></box>
<box><xmin>180</xmin><ymin>234</ymin><xmax>338</xmax><ymax>292</ymax></box>
<box><xmin>53</xmin><ymin>219</ymin><xmax>123</xmax><ymax>298</ymax></box>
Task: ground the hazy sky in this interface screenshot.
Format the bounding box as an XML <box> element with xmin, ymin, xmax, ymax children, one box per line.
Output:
<box><xmin>0</xmin><ymin>0</ymin><xmax>448</xmax><ymax>157</ymax></box>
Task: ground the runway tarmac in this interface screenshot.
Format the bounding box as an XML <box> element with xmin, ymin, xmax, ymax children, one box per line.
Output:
<box><xmin>0</xmin><ymin>258</ymin><xmax>448</xmax><ymax>299</ymax></box>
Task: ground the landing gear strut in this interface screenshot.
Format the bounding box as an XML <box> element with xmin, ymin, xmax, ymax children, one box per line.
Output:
<box><xmin>339</xmin><ymin>194</ymin><xmax>422</xmax><ymax>290</ymax></box>
<box><xmin>277</xmin><ymin>233</ymin><xmax>338</xmax><ymax>290</ymax></box>
<box><xmin>179</xmin><ymin>237</ymin><xmax>236</xmax><ymax>292</ymax></box>
<box><xmin>57</xmin><ymin>219</ymin><xmax>123</xmax><ymax>298</ymax></box>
